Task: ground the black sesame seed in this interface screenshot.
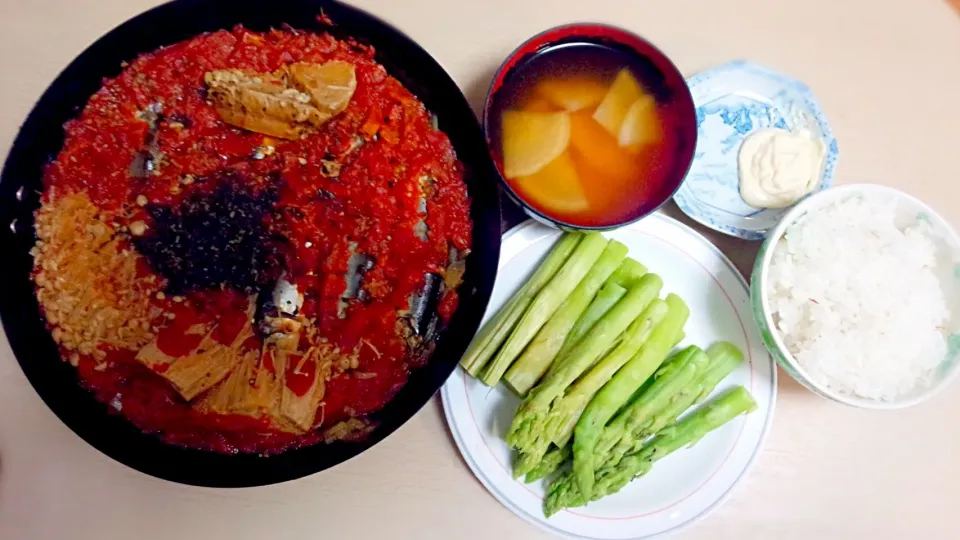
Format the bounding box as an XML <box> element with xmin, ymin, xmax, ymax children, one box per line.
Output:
<box><xmin>134</xmin><ymin>172</ymin><xmax>287</xmax><ymax>294</ymax></box>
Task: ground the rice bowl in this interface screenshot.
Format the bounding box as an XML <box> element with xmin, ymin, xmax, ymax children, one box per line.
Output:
<box><xmin>751</xmin><ymin>184</ymin><xmax>960</xmax><ymax>409</ymax></box>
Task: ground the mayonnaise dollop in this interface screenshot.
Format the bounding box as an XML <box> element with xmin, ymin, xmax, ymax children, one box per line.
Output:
<box><xmin>737</xmin><ymin>128</ymin><xmax>825</xmax><ymax>209</ymax></box>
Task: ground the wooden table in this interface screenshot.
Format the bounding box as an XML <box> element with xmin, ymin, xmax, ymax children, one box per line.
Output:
<box><xmin>2</xmin><ymin>1</ymin><xmax>959</xmax><ymax>538</ymax></box>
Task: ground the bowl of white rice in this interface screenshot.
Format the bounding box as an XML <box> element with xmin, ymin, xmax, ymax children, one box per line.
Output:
<box><xmin>751</xmin><ymin>184</ymin><xmax>960</xmax><ymax>408</ymax></box>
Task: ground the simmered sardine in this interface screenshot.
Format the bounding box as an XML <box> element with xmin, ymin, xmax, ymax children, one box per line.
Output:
<box><xmin>397</xmin><ymin>273</ymin><xmax>443</xmax><ymax>363</ymax></box>
<box><xmin>129</xmin><ymin>102</ymin><xmax>164</xmax><ymax>178</ymax></box>
<box><xmin>338</xmin><ymin>243</ymin><xmax>375</xmax><ymax>318</ymax></box>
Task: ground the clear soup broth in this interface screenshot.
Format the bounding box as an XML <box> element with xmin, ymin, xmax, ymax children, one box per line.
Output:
<box><xmin>490</xmin><ymin>42</ymin><xmax>687</xmax><ymax>227</ymax></box>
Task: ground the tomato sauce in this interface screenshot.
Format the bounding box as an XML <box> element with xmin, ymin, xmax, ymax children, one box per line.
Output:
<box><xmin>42</xmin><ymin>26</ymin><xmax>472</xmax><ymax>455</ymax></box>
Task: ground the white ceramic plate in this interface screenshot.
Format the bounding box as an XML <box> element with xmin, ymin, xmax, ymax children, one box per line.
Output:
<box><xmin>441</xmin><ymin>216</ymin><xmax>776</xmax><ymax>539</ymax></box>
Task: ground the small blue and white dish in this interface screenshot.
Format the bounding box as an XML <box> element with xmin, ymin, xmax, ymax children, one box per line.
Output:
<box><xmin>673</xmin><ymin>60</ymin><xmax>839</xmax><ymax>240</ymax></box>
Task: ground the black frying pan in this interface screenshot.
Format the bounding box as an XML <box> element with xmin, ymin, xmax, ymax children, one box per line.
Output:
<box><xmin>0</xmin><ymin>0</ymin><xmax>501</xmax><ymax>487</ymax></box>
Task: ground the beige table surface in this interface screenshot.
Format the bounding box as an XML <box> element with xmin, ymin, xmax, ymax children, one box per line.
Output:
<box><xmin>2</xmin><ymin>0</ymin><xmax>960</xmax><ymax>539</ymax></box>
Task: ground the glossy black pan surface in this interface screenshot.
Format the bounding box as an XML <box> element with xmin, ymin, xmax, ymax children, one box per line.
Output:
<box><xmin>0</xmin><ymin>0</ymin><xmax>500</xmax><ymax>487</ymax></box>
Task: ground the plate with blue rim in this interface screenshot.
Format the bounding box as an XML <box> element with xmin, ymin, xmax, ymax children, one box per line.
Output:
<box><xmin>673</xmin><ymin>60</ymin><xmax>839</xmax><ymax>240</ymax></box>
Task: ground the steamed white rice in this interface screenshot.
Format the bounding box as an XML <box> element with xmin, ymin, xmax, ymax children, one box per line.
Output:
<box><xmin>767</xmin><ymin>195</ymin><xmax>949</xmax><ymax>401</ymax></box>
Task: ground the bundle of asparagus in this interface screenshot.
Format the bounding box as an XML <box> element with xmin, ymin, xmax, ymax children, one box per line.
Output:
<box><xmin>525</xmin><ymin>341</ymin><xmax>746</xmax><ymax>483</ymax></box>
<box><xmin>458</xmin><ymin>232</ymin><xmax>756</xmax><ymax>517</ymax></box>
<box><xmin>544</xmin><ymin>386</ymin><xmax>758</xmax><ymax>516</ymax></box>
<box><xmin>461</xmin><ymin>232</ymin><xmax>584</xmax><ymax>379</ymax></box>
<box><xmin>508</xmin><ymin>278</ymin><xmax>665</xmax><ymax>477</ymax></box>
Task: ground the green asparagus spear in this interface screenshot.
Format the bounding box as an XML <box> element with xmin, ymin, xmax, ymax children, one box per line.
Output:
<box><xmin>481</xmin><ymin>233</ymin><xmax>609</xmax><ymax>386</ymax></box>
<box><xmin>514</xmin><ymin>294</ymin><xmax>669</xmax><ymax>477</ymax></box>
<box><xmin>554</xmin><ymin>283</ymin><xmax>624</xmax><ymax>363</ymax></box>
<box><xmin>686</xmin><ymin>342</ymin><xmax>744</xmax><ymax>409</ymax></box>
<box><xmin>592</xmin><ymin>345</ymin><xmax>711</xmax><ymax>469</ymax></box>
<box><xmin>595</xmin><ymin>348</ymin><xmax>689</xmax><ymax>463</ymax></box>
<box><xmin>503</xmin><ymin>240</ymin><xmax>629</xmax><ymax>395</ymax></box>
<box><xmin>608</xmin><ymin>258</ymin><xmax>648</xmax><ymax>285</ymax></box>
<box><xmin>526</xmin><ymin>340</ymin><xmax>742</xmax><ymax>482</ymax></box>
<box><xmin>599</xmin><ymin>341</ymin><xmax>744</xmax><ymax>466</ymax></box>
<box><xmin>524</xmin><ymin>444</ymin><xmax>571</xmax><ymax>483</ymax></box>
<box><xmin>544</xmin><ymin>385</ymin><xmax>757</xmax><ymax>516</ymax></box>
<box><xmin>612</xmin><ymin>327</ymin><xmax>688</xmax><ymax>417</ymax></box>
<box><xmin>572</xmin><ymin>293</ymin><xmax>689</xmax><ymax>500</ymax></box>
<box><xmin>547</xmin><ymin>299</ymin><xmax>670</xmax><ymax>448</ymax></box>
<box><xmin>461</xmin><ymin>233</ymin><xmax>582</xmax><ymax>376</ymax></box>
<box><xmin>554</xmin><ymin>259</ymin><xmax>646</xmax><ymax>362</ymax></box>
<box><xmin>506</xmin><ymin>276</ymin><xmax>663</xmax><ymax>462</ymax></box>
